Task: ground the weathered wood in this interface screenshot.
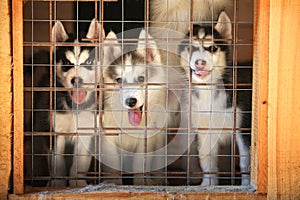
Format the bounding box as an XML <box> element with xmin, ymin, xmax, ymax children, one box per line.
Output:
<box><xmin>0</xmin><ymin>0</ymin><xmax>12</xmax><ymax>198</ymax></box>
<box><xmin>251</xmin><ymin>0</ymin><xmax>269</xmax><ymax>194</ymax></box>
<box><xmin>23</xmin><ymin>0</ymin><xmax>118</xmax><ymax>2</ymax></box>
<box><xmin>267</xmin><ymin>0</ymin><xmax>300</xmax><ymax>199</ymax></box>
<box><xmin>13</xmin><ymin>0</ymin><xmax>24</xmax><ymax>195</ymax></box>
<box><xmin>9</xmin><ymin>192</ymin><xmax>267</xmax><ymax>200</ymax></box>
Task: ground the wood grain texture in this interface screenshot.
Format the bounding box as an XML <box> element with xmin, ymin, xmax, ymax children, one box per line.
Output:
<box><xmin>9</xmin><ymin>192</ymin><xmax>267</xmax><ymax>200</ymax></box>
<box><xmin>268</xmin><ymin>0</ymin><xmax>300</xmax><ymax>199</ymax></box>
<box><xmin>251</xmin><ymin>0</ymin><xmax>269</xmax><ymax>194</ymax></box>
<box><xmin>23</xmin><ymin>0</ymin><xmax>118</xmax><ymax>2</ymax></box>
<box><xmin>0</xmin><ymin>0</ymin><xmax>12</xmax><ymax>199</ymax></box>
<box><xmin>12</xmin><ymin>0</ymin><xmax>24</xmax><ymax>195</ymax></box>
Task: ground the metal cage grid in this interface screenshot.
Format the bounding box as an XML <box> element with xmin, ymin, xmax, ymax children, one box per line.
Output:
<box><xmin>23</xmin><ymin>0</ymin><xmax>253</xmax><ymax>190</ymax></box>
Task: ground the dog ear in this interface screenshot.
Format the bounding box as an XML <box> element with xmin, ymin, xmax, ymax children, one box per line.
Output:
<box><xmin>52</xmin><ymin>21</ymin><xmax>69</xmax><ymax>42</ymax></box>
<box><xmin>179</xmin><ymin>46</ymin><xmax>190</xmax><ymax>68</ymax></box>
<box><xmin>103</xmin><ymin>31</ymin><xmax>122</xmax><ymax>66</ymax></box>
<box><xmin>136</xmin><ymin>29</ymin><xmax>161</xmax><ymax>63</ymax></box>
<box><xmin>215</xmin><ymin>11</ymin><xmax>232</xmax><ymax>42</ymax></box>
<box><xmin>86</xmin><ymin>19</ymin><xmax>105</xmax><ymax>40</ymax></box>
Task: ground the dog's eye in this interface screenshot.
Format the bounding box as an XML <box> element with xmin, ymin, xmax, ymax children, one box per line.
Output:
<box><xmin>61</xmin><ymin>60</ymin><xmax>73</xmax><ymax>72</ymax></box>
<box><xmin>116</xmin><ymin>78</ymin><xmax>123</xmax><ymax>83</ymax></box>
<box><xmin>204</xmin><ymin>45</ymin><xmax>219</xmax><ymax>53</ymax></box>
<box><xmin>138</xmin><ymin>76</ymin><xmax>145</xmax><ymax>83</ymax></box>
<box><xmin>85</xmin><ymin>59</ymin><xmax>93</xmax><ymax>65</ymax></box>
<box><xmin>61</xmin><ymin>66</ymin><xmax>73</xmax><ymax>72</ymax></box>
<box><xmin>63</xmin><ymin>60</ymin><xmax>71</xmax><ymax>65</ymax></box>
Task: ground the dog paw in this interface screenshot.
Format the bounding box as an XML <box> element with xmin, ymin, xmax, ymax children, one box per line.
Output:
<box><xmin>69</xmin><ymin>180</ymin><xmax>88</xmax><ymax>187</ymax></box>
<box><xmin>200</xmin><ymin>178</ymin><xmax>218</xmax><ymax>186</ymax></box>
<box><xmin>241</xmin><ymin>176</ymin><xmax>250</xmax><ymax>186</ymax></box>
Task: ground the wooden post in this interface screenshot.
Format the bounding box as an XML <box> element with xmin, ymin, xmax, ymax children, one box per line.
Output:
<box><xmin>268</xmin><ymin>0</ymin><xmax>300</xmax><ymax>198</ymax></box>
<box><xmin>251</xmin><ymin>0</ymin><xmax>269</xmax><ymax>194</ymax></box>
<box><xmin>0</xmin><ymin>0</ymin><xmax>12</xmax><ymax>198</ymax></box>
<box><xmin>12</xmin><ymin>0</ymin><xmax>24</xmax><ymax>195</ymax></box>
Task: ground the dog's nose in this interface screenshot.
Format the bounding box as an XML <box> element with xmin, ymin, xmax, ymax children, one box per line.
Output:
<box><xmin>195</xmin><ymin>59</ymin><xmax>206</xmax><ymax>67</ymax></box>
<box><xmin>126</xmin><ymin>98</ymin><xmax>137</xmax><ymax>107</ymax></box>
<box><xmin>71</xmin><ymin>77</ymin><xmax>83</xmax><ymax>87</ymax></box>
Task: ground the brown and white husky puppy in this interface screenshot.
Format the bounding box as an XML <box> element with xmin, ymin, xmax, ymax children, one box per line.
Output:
<box><xmin>33</xmin><ymin>19</ymin><xmax>105</xmax><ymax>187</ymax></box>
<box><xmin>150</xmin><ymin>0</ymin><xmax>233</xmax><ymax>37</ymax></box>
<box><xmin>100</xmin><ymin>29</ymin><xmax>186</xmax><ymax>185</ymax></box>
<box><xmin>149</xmin><ymin>0</ymin><xmax>233</xmax><ymax>71</ymax></box>
<box><xmin>179</xmin><ymin>11</ymin><xmax>251</xmax><ymax>186</ymax></box>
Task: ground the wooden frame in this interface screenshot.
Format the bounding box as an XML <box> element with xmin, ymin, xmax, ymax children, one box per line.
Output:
<box><xmin>12</xmin><ymin>0</ymin><xmax>24</xmax><ymax>195</ymax></box>
<box><xmin>1</xmin><ymin>0</ymin><xmax>299</xmax><ymax>199</ymax></box>
<box><xmin>0</xmin><ymin>0</ymin><xmax>12</xmax><ymax>198</ymax></box>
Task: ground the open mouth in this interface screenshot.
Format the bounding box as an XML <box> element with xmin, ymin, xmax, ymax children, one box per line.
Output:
<box><xmin>128</xmin><ymin>105</ymin><xmax>143</xmax><ymax>126</ymax></box>
<box><xmin>71</xmin><ymin>89</ymin><xmax>87</xmax><ymax>105</ymax></box>
<box><xmin>193</xmin><ymin>69</ymin><xmax>212</xmax><ymax>78</ymax></box>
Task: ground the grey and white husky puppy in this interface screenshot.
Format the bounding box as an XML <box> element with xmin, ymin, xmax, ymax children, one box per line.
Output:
<box><xmin>34</xmin><ymin>19</ymin><xmax>105</xmax><ymax>187</ymax></box>
<box><xmin>101</xmin><ymin>30</ymin><xmax>185</xmax><ymax>185</ymax></box>
<box><xmin>179</xmin><ymin>11</ymin><xmax>251</xmax><ymax>186</ymax></box>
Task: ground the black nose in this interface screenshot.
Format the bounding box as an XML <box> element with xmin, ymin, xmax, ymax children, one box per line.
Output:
<box><xmin>126</xmin><ymin>98</ymin><xmax>137</xmax><ymax>107</ymax></box>
<box><xmin>71</xmin><ymin>77</ymin><xmax>83</xmax><ymax>87</ymax></box>
<box><xmin>195</xmin><ymin>59</ymin><xmax>206</xmax><ymax>66</ymax></box>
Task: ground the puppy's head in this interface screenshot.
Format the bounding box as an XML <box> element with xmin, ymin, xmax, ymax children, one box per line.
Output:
<box><xmin>179</xmin><ymin>11</ymin><xmax>232</xmax><ymax>83</ymax></box>
<box><xmin>52</xmin><ymin>19</ymin><xmax>104</xmax><ymax>108</ymax></box>
<box><xmin>104</xmin><ymin>30</ymin><xmax>164</xmax><ymax>126</ymax></box>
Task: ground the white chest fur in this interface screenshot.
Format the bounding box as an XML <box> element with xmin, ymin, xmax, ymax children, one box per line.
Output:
<box><xmin>192</xmin><ymin>85</ymin><xmax>242</xmax><ymax>141</ymax></box>
<box><xmin>191</xmin><ymin>84</ymin><xmax>249</xmax><ymax>186</ymax></box>
<box><xmin>50</xmin><ymin>110</ymin><xmax>96</xmax><ymax>187</ymax></box>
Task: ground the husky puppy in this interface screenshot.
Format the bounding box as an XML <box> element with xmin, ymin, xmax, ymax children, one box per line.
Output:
<box><xmin>101</xmin><ymin>30</ymin><xmax>186</xmax><ymax>185</ymax></box>
<box><xmin>150</xmin><ymin>0</ymin><xmax>233</xmax><ymax>38</ymax></box>
<box><xmin>33</xmin><ymin>19</ymin><xmax>104</xmax><ymax>187</ymax></box>
<box><xmin>179</xmin><ymin>11</ymin><xmax>251</xmax><ymax>186</ymax></box>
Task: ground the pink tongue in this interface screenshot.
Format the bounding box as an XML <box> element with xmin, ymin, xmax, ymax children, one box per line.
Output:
<box><xmin>72</xmin><ymin>90</ymin><xmax>87</xmax><ymax>105</ymax></box>
<box><xmin>195</xmin><ymin>70</ymin><xmax>209</xmax><ymax>77</ymax></box>
<box><xmin>128</xmin><ymin>108</ymin><xmax>142</xmax><ymax>126</ymax></box>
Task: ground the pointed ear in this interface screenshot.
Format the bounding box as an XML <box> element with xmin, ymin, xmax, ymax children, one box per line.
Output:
<box><xmin>136</xmin><ymin>29</ymin><xmax>161</xmax><ymax>63</ymax></box>
<box><xmin>103</xmin><ymin>31</ymin><xmax>122</xmax><ymax>66</ymax></box>
<box><xmin>52</xmin><ymin>21</ymin><xmax>68</xmax><ymax>42</ymax></box>
<box><xmin>215</xmin><ymin>11</ymin><xmax>232</xmax><ymax>41</ymax></box>
<box><xmin>179</xmin><ymin>47</ymin><xmax>190</xmax><ymax>67</ymax></box>
<box><xmin>86</xmin><ymin>19</ymin><xmax>105</xmax><ymax>40</ymax></box>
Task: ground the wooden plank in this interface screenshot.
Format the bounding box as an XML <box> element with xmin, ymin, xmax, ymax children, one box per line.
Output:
<box><xmin>268</xmin><ymin>0</ymin><xmax>300</xmax><ymax>199</ymax></box>
<box><xmin>251</xmin><ymin>0</ymin><xmax>269</xmax><ymax>194</ymax></box>
<box><xmin>9</xmin><ymin>192</ymin><xmax>266</xmax><ymax>200</ymax></box>
<box><xmin>13</xmin><ymin>0</ymin><xmax>24</xmax><ymax>195</ymax></box>
<box><xmin>23</xmin><ymin>0</ymin><xmax>118</xmax><ymax>2</ymax></box>
<box><xmin>0</xmin><ymin>0</ymin><xmax>12</xmax><ymax>198</ymax></box>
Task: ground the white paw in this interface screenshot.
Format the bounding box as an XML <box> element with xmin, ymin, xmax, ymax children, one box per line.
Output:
<box><xmin>69</xmin><ymin>180</ymin><xmax>88</xmax><ymax>187</ymax></box>
<box><xmin>200</xmin><ymin>177</ymin><xmax>218</xmax><ymax>186</ymax></box>
<box><xmin>241</xmin><ymin>175</ymin><xmax>250</xmax><ymax>186</ymax></box>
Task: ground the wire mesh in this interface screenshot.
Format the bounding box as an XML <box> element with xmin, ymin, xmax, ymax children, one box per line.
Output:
<box><xmin>23</xmin><ymin>0</ymin><xmax>253</xmax><ymax>189</ymax></box>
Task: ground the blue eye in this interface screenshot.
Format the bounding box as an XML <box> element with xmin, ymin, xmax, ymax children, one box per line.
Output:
<box><xmin>86</xmin><ymin>59</ymin><xmax>92</xmax><ymax>65</ymax></box>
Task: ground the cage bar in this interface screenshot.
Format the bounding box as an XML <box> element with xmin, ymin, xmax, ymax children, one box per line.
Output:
<box><xmin>21</xmin><ymin>0</ymin><xmax>253</xmax><ymax>191</ymax></box>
